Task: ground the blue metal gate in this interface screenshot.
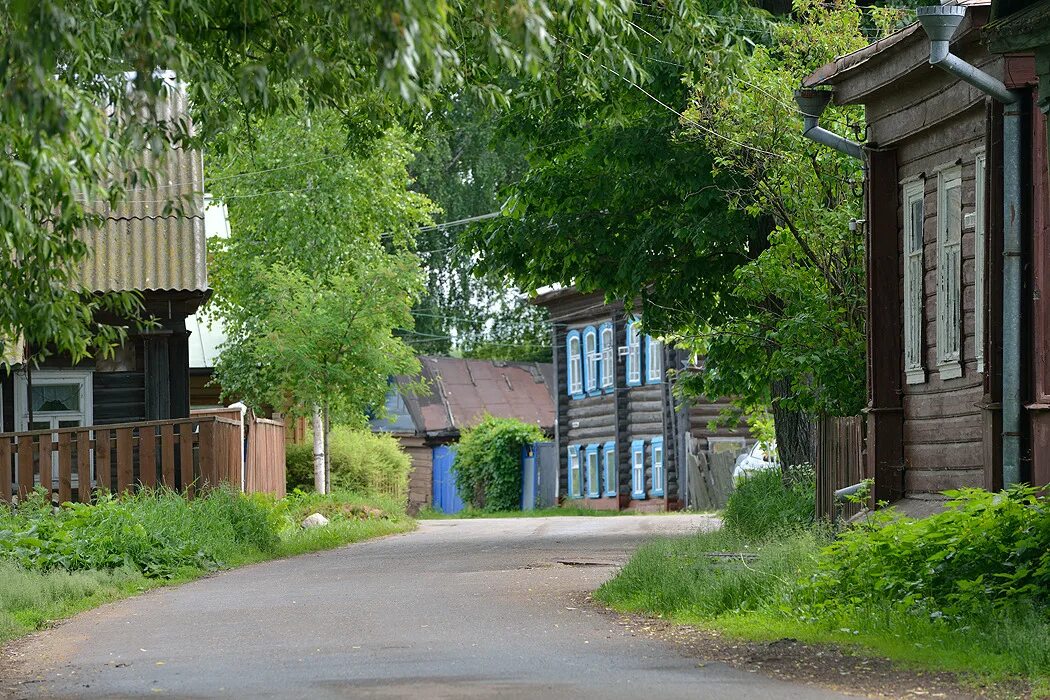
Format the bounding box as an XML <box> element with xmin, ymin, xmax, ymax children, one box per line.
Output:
<box><xmin>432</xmin><ymin>445</ymin><xmax>464</xmax><ymax>514</ymax></box>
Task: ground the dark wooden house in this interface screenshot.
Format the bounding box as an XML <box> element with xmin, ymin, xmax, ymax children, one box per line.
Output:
<box><xmin>802</xmin><ymin>0</ymin><xmax>1048</xmax><ymax>512</ymax></box>
<box><xmin>1</xmin><ymin>97</ymin><xmax>206</xmax><ymax>434</ymax></box>
<box><xmin>534</xmin><ymin>286</ymin><xmax>748</xmax><ymax>513</ymax></box>
<box><xmin>371</xmin><ymin>356</ymin><xmax>555</xmax><ymax>512</ymax></box>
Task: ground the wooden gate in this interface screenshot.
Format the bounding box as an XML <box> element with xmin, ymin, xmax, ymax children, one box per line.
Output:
<box><xmin>246</xmin><ymin>417</ymin><xmax>286</xmax><ymax>498</ymax></box>
<box><xmin>814</xmin><ymin>415</ymin><xmax>866</xmax><ymax>521</ymax></box>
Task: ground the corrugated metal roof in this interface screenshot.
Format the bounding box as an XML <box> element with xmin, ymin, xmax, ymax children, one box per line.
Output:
<box><xmin>78</xmin><ymin>90</ymin><xmax>207</xmax><ymax>293</ymax></box>
<box><xmin>377</xmin><ymin>356</ymin><xmax>555</xmax><ymax>437</ymax></box>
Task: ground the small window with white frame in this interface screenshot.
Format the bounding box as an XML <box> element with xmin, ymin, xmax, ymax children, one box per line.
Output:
<box><xmin>630</xmin><ymin>439</ymin><xmax>646</xmax><ymax>499</ymax></box>
<box><xmin>903</xmin><ymin>177</ymin><xmax>926</xmax><ymax>384</ymax></box>
<box><xmin>936</xmin><ymin>165</ymin><xmax>963</xmax><ymax>380</ymax></box>
<box><xmin>585</xmin><ymin>444</ymin><xmax>600</xmax><ymax>498</ymax></box>
<box><xmin>566</xmin><ymin>330</ymin><xmax>583</xmax><ymax>398</ymax></box>
<box><xmin>602</xmin><ymin>441</ymin><xmax>616</xmax><ymax>496</ymax></box>
<box><xmin>646</xmin><ymin>335</ymin><xmax>663</xmax><ymax>384</ymax></box>
<box><xmin>568</xmin><ymin>445</ymin><xmax>583</xmax><ymax>499</ymax></box>
<box><xmin>626</xmin><ymin>319</ymin><xmax>642</xmax><ymax>387</ymax></box>
<box><xmin>649</xmin><ymin>437</ymin><xmax>664</xmax><ymax>497</ymax></box>
<box><xmin>599</xmin><ymin>323</ymin><xmax>614</xmax><ymax>391</ymax></box>
<box><xmin>583</xmin><ymin>326</ymin><xmax>598</xmax><ymax>395</ymax></box>
<box><xmin>974</xmin><ymin>152</ymin><xmax>987</xmax><ymax>373</ymax></box>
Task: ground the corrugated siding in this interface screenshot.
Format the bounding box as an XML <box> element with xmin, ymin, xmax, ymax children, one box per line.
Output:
<box><xmin>78</xmin><ymin>89</ymin><xmax>206</xmax><ymax>293</ymax></box>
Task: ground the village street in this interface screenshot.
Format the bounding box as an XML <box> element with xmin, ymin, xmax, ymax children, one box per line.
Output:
<box><xmin>2</xmin><ymin>516</ymin><xmax>852</xmax><ymax>700</ymax></box>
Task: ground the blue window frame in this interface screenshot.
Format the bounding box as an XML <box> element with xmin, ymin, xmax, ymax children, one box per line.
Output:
<box><xmin>630</xmin><ymin>439</ymin><xmax>646</xmax><ymax>499</ymax></box>
<box><xmin>599</xmin><ymin>323</ymin><xmax>614</xmax><ymax>393</ymax></box>
<box><xmin>567</xmin><ymin>445</ymin><xmax>583</xmax><ymax>499</ymax></box>
<box><xmin>583</xmin><ymin>326</ymin><xmax>599</xmax><ymax>396</ymax></box>
<box><xmin>649</xmin><ymin>437</ymin><xmax>665</xmax><ymax>497</ymax></box>
<box><xmin>566</xmin><ymin>330</ymin><xmax>583</xmax><ymax>399</ymax></box>
<box><xmin>602</xmin><ymin>441</ymin><xmax>617</xmax><ymax>497</ymax></box>
<box><xmin>585</xmin><ymin>444</ymin><xmax>600</xmax><ymax>498</ymax></box>
<box><xmin>626</xmin><ymin>319</ymin><xmax>643</xmax><ymax>387</ymax></box>
<box><xmin>646</xmin><ymin>335</ymin><xmax>663</xmax><ymax>384</ymax></box>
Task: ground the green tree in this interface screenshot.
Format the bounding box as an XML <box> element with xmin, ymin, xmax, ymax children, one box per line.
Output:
<box><xmin>208</xmin><ymin>112</ymin><xmax>433</xmax><ymax>491</ymax></box>
<box><xmin>676</xmin><ymin>0</ymin><xmax>870</xmax><ymax>467</ymax></box>
<box><xmin>3</xmin><ymin>0</ymin><xmax>699</xmax><ymax>364</ymax></box>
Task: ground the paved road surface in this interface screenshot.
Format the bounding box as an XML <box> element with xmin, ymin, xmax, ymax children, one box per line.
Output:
<box><xmin>2</xmin><ymin>515</ymin><xmax>852</xmax><ymax>699</ymax></box>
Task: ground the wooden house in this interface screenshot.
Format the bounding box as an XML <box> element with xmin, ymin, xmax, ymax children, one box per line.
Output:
<box><xmin>802</xmin><ymin>0</ymin><xmax>1048</xmax><ymax>512</ymax></box>
<box><xmin>1</xmin><ymin>96</ymin><xmax>206</xmax><ymax>434</ymax></box>
<box><xmin>533</xmin><ymin>286</ymin><xmax>748</xmax><ymax>513</ymax></box>
<box><xmin>371</xmin><ymin>356</ymin><xmax>555</xmax><ymax>513</ymax></box>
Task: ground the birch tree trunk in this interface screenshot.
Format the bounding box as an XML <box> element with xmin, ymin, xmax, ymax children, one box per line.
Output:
<box><xmin>312</xmin><ymin>404</ymin><xmax>326</xmax><ymax>494</ymax></box>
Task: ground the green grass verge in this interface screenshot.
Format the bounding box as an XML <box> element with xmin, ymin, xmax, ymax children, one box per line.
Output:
<box><xmin>595</xmin><ymin>528</ymin><xmax>1050</xmax><ymax>694</ymax></box>
<box><xmin>0</xmin><ymin>489</ymin><xmax>414</xmax><ymax>645</ymax></box>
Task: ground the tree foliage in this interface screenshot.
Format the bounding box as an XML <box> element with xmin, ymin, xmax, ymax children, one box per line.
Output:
<box><xmin>5</xmin><ymin>0</ymin><xmax>707</xmax><ymax>363</ymax></box>
<box><xmin>207</xmin><ymin>112</ymin><xmax>432</xmax><ymax>421</ymax></box>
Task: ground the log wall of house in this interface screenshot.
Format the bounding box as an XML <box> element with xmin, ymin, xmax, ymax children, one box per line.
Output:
<box><xmin>852</xmin><ymin>33</ymin><xmax>1010</xmax><ymax>496</ymax></box>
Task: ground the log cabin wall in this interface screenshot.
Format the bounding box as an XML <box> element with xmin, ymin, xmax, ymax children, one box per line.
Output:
<box><xmin>535</xmin><ymin>287</ymin><xmax>749</xmax><ymax>511</ymax></box>
<box><xmin>806</xmin><ymin>6</ymin><xmax>1041</xmax><ymax>501</ymax></box>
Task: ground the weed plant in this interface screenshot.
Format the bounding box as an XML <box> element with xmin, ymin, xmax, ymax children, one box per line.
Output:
<box><xmin>722</xmin><ymin>465</ymin><xmax>814</xmax><ymax>539</ymax></box>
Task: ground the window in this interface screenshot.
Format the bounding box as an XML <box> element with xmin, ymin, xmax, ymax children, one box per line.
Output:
<box><xmin>566</xmin><ymin>330</ymin><xmax>583</xmax><ymax>398</ymax></box>
<box><xmin>937</xmin><ymin>166</ymin><xmax>963</xmax><ymax>380</ymax></box>
<box><xmin>585</xmin><ymin>444</ymin><xmax>600</xmax><ymax>498</ymax></box>
<box><xmin>583</xmin><ymin>326</ymin><xmax>598</xmax><ymax>395</ymax></box>
<box><xmin>903</xmin><ymin>178</ymin><xmax>926</xmax><ymax>384</ymax></box>
<box><xmin>14</xmin><ymin>369</ymin><xmax>93</xmax><ymax>432</ymax></box>
<box><xmin>626</xmin><ymin>319</ymin><xmax>642</xmax><ymax>387</ymax></box>
<box><xmin>631</xmin><ymin>440</ymin><xmax>646</xmax><ymax>499</ymax></box>
<box><xmin>567</xmin><ymin>445</ymin><xmax>583</xmax><ymax>499</ymax></box>
<box><xmin>974</xmin><ymin>153</ymin><xmax>987</xmax><ymax>373</ymax></box>
<box><xmin>646</xmin><ymin>335</ymin><xmax>663</xmax><ymax>384</ymax></box>
<box><xmin>650</xmin><ymin>437</ymin><xmax>665</xmax><ymax>497</ymax></box>
<box><xmin>602</xmin><ymin>441</ymin><xmax>617</xmax><ymax>497</ymax></box>
<box><xmin>599</xmin><ymin>323</ymin><xmax>615</xmax><ymax>392</ymax></box>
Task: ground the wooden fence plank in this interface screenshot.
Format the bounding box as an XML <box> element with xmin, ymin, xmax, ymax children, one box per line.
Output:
<box><xmin>38</xmin><ymin>432</ymin><xmax>52</xmax><ymax>501</ymax></box>
<box><xmin>198</xmin><ymin>419</ymin><xmax>214</xmax><ymax>490</ymax></box>
<box><xmin>179</xmin><ymin>424</ymin><xmax>194</xmax><ymax>498</ymax></box>
<box><xmin>57</xmin><ymin>432</ymin><xmax>72</xmax><ymax>504</ymax></box>
<box><xmin>116</xmin><ymin>428</ymin><xmax>133</xmax><ymax>492</ymax></box>
<box><xmin>95</xmin><ymin>429</ymin><xmax>111</xmax><ymax>493</ymax></box>
<box><xmin>77</xmin><ymin>431</ymin><xmax>91</xmax><ymax>503</ymax></box>
<box><xmin>17</xmin><ymin>436</ymin><xmax>33</xmax><ymax>499</ymax></box>
<box><xmin>139</xmin><ymin>426</ymin><xmax>156</xmax><ymax>489</ymax></box>
<box><xmin>0</xmin><ymin>438</ymin><xmax>10</xmax><ymax>503</ymax></box>
<box><xmin>161</xmin><ymin>423</ymin><xmax>175</xmax><ymax>490</ymax></box>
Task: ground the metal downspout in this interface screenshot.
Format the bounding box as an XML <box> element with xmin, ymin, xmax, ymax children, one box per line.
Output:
<box><xmin>917</xmin><ymin>6</ymin><xmax>1023</xmax><ymax>486</ymax></box>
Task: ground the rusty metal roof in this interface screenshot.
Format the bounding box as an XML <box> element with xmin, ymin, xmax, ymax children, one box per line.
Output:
<box><xmin>380</xmin><ymin>356</ymin><xmax>555</xmax><ymax>437</ymax></box>
<box><xmin>78</xmin><ymin>92</ymin><xmax>207</xmax><ymax>293</ymax></box>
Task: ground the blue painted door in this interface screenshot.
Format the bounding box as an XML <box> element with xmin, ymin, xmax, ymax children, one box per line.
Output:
<box><xmin>432</xmin><ymin>445</ymin><xmax>464</xmax><ymax>514</ymax></box>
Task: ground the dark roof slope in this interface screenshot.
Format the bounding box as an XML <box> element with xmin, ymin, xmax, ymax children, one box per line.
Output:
<box><xmin>372</xmin><ymin>356</ymin><xmax>555</xmax><ymax>438</ymax></box>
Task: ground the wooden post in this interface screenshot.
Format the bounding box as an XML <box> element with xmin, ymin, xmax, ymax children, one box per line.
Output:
<box><xmin>161</xmin><ymin>423</ymin><xmax>176</xmax><ymax>489</ymax></box>
<box><xmin>865</xmin><ymin>148</ymin><xmax>905</xmax><ymax>504</ymax></box>
<box><xmin>198</xmin><ymin>418</ymin><xmax>215</xmax><ymax>493</ymax></box>
<box><xmin>95</xmin><ymin>429</ymin><xmax>111</xmax><ymax>494</ymax></box>
<box><xmin>179</xmin><ymin>422</ymin><xmax>194</xmax><ymax>497</ymax></box>
<box><xmin>0</xmin><ymin>438</ymin><xmax>10</xmax><ymax>503</ymax></box>
<box><xmin>139</xmin><ymin>426</ymin><xmax>157</xmax><ymax>489</ymax></box>
<box><xmin>116</xmin><ymin>428</ymin><xmax>133</xmax><ymax>493</ymax></box>
<box><xmin>17</xmin><ymin>436</ymin><xmax>33</xmax><ymax>498</ymax></box>
<box><xmin>38</xmin><ymin>432</ymin><xmax>52</xmax><ymax>501</ymax></box>
<box><xmin>57</xmin><ymin>432</ymin><xmax>72</xmax><ymax>504</ymax></box>
<box><xmin>76</xmin><ymin>431</ymin><xmax>91</xmax><ymax>503</ymax></box>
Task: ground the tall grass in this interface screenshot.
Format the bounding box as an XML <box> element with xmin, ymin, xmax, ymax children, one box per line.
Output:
<box><xmin>722</xmin><ymin>467</ymin><xmax>814</xmax><ymax>539</ymax></box>
<box><xmin>0</xmin><ymin>487</ymin><xmax>414</xmax><ymax>643</ymax></box>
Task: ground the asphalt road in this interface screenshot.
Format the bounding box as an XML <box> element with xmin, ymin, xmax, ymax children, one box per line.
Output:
<box><xmin>2</xmin><ymin>515</ymin><xmax>853</xmax><ymax>699</ymax></box>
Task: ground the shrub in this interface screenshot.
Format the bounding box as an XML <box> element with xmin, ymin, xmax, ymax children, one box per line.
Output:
<box><xmin>802</xmin><ymin>485</ymin><xmax>1050</xmax><ymax>618</ymax></box>
<box><xmin>285</xmin><ymin>428</ymin><xmax>411</xmax><ymax>496</ymax></box>
<box><xmin>453</xmin><ymin>414</ymin><xmax>545</xmax><ymax>512</ymax></box>
<box><xmin>723</xmin><ymin>464</ymin><xmax>814</xmax><ymax>539</ymax></box>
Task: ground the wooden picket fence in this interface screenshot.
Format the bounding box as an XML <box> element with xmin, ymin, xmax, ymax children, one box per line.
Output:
<box><xmin>814</xmin><ymin>415</ymin><xmax>866</xmax><ymax>521</ymax></box>
<box><xmin>246</xmin><ymin>417</ymin><xmax>286</xmax><ymax>498</ymax></box>
<box><xmin>0</xmin><ymin>416</ymin><xmax>242</xmax><ymax>504</ymax></box>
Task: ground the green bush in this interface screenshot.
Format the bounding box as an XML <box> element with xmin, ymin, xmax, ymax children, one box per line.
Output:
<box><xmin>285</xmin><ymin>428</ymin><xmax>411</xmax><ymax>496</ymax></box>
<box><xmin>723</xmin><ymin>465</ymin><xmax>815</xmax><ymax>539</ymax></box>
<box><xmin>802</xmin><ymin>485</ymin><xmax>1050</xmax><ymax>617</ymax></box>
<box><xmin>453</xmin><ymin>414</ymin><xmax>545</xmax><ymax>512</ymax></box>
